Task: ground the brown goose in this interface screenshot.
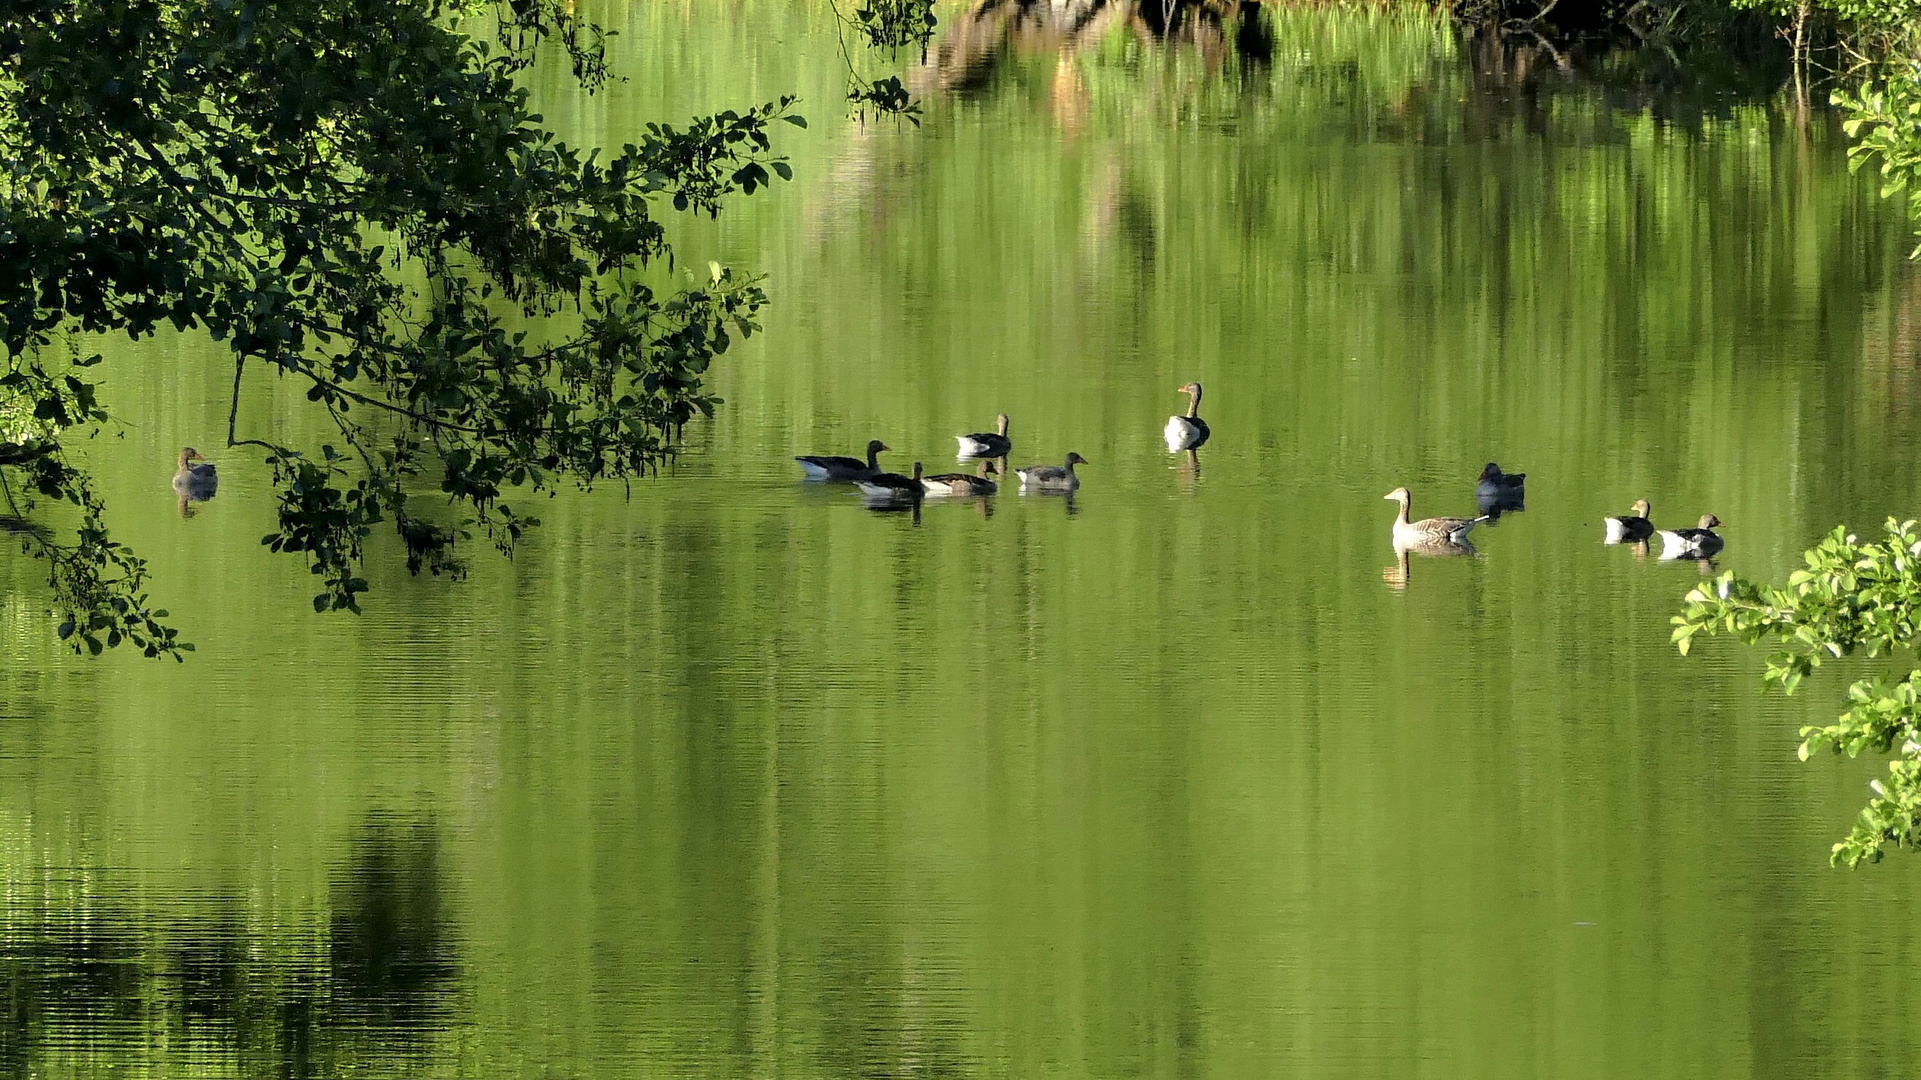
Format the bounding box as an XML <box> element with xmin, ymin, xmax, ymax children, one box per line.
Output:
<box><xmin>1384</xmin><ymin>487</ymin><xmax>1486</xmax><ymax>545</ymax></box>
<box><xmin>1604</xmin><ymin>499</ymin><xmax>1654</xmax><ymax>544</ymax></box>
<box><xmin>796</xmin><ymin>439</ymin><xmax>889</xmax><ymax>482</ymax></box>
<box><xmin>172</xmin><ymin>447</ymin><xmax>218</xmax><ymax>498</ymax></box>
<box><xmin>922</xmin><ymin>460</ymin><xmax>998</xmax><ymax>497</ymax></box>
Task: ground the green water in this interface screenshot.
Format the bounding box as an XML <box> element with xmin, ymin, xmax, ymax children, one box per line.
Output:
<box><xmin>6</xmin><ymin>4</ymin><xmax>1921</xmax><ymax>1077</ymax></box>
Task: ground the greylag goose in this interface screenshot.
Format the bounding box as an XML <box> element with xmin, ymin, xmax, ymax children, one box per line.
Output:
<box><xmin>956</xmin><ymin>414</ymin><xmax>1012</xmax><ymax>459</ymax></box>
<box><xmin>858</xmin><ymin>461</ymin><xmax>924</xmax><ymax>502</ymax></box>
<box><xmin>1017</xmin><ymin>453</ymin><xmax>1087</xmax><ymax>491</ymax></box>
<box><xmin>1604</xmin><ymin>499</ymin><xmax>1654</xmax><ymax>544</ymax></box>
<box><xmin>172</xmin><ymin>447</ymin><xmax>218</xmax><ymax>498</ymax></box>
<box><xmin>1659</xmin><ymin>514</ymin><xmax>1723</xmax><ymax>558</ymax></box>
<box><xmin>922</xmin><ymin>460</ymin><xmax>998</xmax><ymax>497</ymax></box>
<box><xmin>1475</xmin><ymin>463</ymin><xmax>1525</xmax><ymax>499</ymax></box>
<box><xmin>796</xmin><ymin>439</ymin><xmax>889</xmax><ymax>482</ymax></box>
<box><xmin>1384</xmin><ymin>487</ymin><xmax>1487</xmax><ymax>545</ymax></box>
<box><xmin>1165</xmin><ymin>382</ymin><xmax>1209</xmax><ymax>451</ymax></box>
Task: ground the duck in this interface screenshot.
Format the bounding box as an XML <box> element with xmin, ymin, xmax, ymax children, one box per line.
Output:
<box><xmin>857</xmin><ymin>461</ymin><xmax>924</xmax><ymax>502</ymax></box>
<box><xmin>1017</xmin><ymin>452</ymin><xmax>1087</xmax><ymax>491</ymax></box>
<box><xmin>1475</xmin><ymin>462</ymin><xmax>1525</xmax><ymax>499</ymax></box>
<box><xmin>1384</xmin><ymin>486</ymin><xmax>1487</xmax><ymax>545</ymax></box>
<box><xmin>921</xmin><ymin>460</ymin><xmax>998</xmax><ymax>497</ymax></box>
<box><xmin>956</xmin><ymin>414</ymin><xmax>1012</xmax><ymax>459</ymax></box>
<box><xmin>1165</xmin><ymin>382</ymin><xmax>1209</xmax><ymax>452</ymax></box>
<box><xmin>1604</xmin><ymin>499</ymin><xmax>1655</xmax><ymax>544</ymax></box>
<box><xmin>172</xmin><ymin>447</ymin><xmax>218</xmax><ymax>498</ymax></box>
<box><xmin>795</xmin><ymin>439</ymin><xmax>889</xmax><ymax>482</ymax></box>
<box><xmin>1659</xmin><ymin>514</ymin><xmax>1724</xmax><ymax>558</ymax></box>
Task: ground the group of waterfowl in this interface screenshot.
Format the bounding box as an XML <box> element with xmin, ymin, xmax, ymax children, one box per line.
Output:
<box><xmin>794</xmin><ymin>382</ymin><xmax>1212</xmax><ymax>503</ymax></box>
<box><xmin>1386</xmin><ymin>464</ymin><xmax>1726</xmax><ymax>561</ymax></box>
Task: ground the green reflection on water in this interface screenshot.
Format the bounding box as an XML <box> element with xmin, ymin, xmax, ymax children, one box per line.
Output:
<box><xmin>5</xmin><ymin>3</ymin><xmax>1921</xmax><ymax>1077</ymax></box>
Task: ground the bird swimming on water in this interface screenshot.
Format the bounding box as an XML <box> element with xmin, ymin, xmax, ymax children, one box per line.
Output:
<box><xmin>1659</xmin><ymin>514</ymin><xmax>1724</xmax><ymax>559</ymax></box>
<box><xmin>1476</xmin><ymin>462</ymin><xmax>1525</xmax><ymax>500</ymax></box>
<box><xmin>1604</xmin><ymin>499</ymin><xmax>1654</xmax><ymax>544</ymax></box>
<box><xmin>1384</xmin><ymin>486</ymin><xmax>1488</xmax><ymax>546</ymax></box>
<box><xmin>858</xmin><ymin>461</ymin><xmax>925</xmax><ymax>502</ymax></box>
<box><xmin>1017</xmin><ymin>453</ymin><xmax>1088</xmax><ymax>491</ymax></box>
<box><xmin>795</xmin><ymin>439</ymin><xmax>889</xmax><ymax>482</ymax></box>
<box><xmin>1165</xmin><ymin>382</ymin><xmax>1209</xmax><ymax>452</ymax></box>
<box><xmin>921</xmin><ymin>460</ymin><xmax>998</xmax><ymax>497</ymax></box>
<box><xmin>956</xmin><ymin>414</ymin><xmax>1012</xmax><ymax>460</ymax></box>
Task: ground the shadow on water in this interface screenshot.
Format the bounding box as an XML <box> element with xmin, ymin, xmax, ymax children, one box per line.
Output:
<box><xmin>0</xmin><ymin>814</ymin><xmax>460</xmax><ymax>1076</ymax></box>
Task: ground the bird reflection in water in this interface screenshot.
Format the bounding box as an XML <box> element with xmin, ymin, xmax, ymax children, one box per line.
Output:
<box><xmin>863</xmin><ymin>493</ymin><xmax>923</xmax><ymax>526</ymax></box>
<box><xmin>1176</xmin><ymin>447</ymin><xmax>1201</xmax><ymax>488</ymax></box>
<box><xmin>1382</xmin><ymin>537</ymin><xmax>1477</xmax><ymax>590</ymax></box>
<box><xmin>1475</xmin><ymin>487</ymin><xmax>1524</xmax><ymax>523</ymax></box>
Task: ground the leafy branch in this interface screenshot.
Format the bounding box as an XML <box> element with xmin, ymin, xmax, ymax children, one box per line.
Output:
<box><xmin>1673</xmin><ymin>520</ymin><xmax>1921</xmax><ymax>865</ymax></box>
<box><xmin>0</xmin><ymin>0</ymin><xmax>803</xmax><ymax>650</ymax></box>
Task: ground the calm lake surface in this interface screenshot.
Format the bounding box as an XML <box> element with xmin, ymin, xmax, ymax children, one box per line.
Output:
<box><xmin>5</xmin><ymin>3</ymin><xmax>1921</xmax><ymax>1077</ymax></box>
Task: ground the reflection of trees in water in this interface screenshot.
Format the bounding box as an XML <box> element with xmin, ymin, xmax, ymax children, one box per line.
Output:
<box><xmin>329</xmin><ymin>818</ymin><xmax>458</xmax><ymax>1038</ymax></box>
<box><xmin>0</xmin><ymin>815</ymin><xmax>458</xmax><ymax>1076</ymax></box>
<box><xmin>923</xmin><ymin>0</ymin><xmax>1272</xmax><ymax>96</ymax></box>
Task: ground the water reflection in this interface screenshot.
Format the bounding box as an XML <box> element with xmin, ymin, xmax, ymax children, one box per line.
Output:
<box><xmin>1382</xmin><ymin>537</ymin><xmax>1477</xmax><ymax>589</ymax></box>
<box><xmin>1475</xmin><ymin>488</ymin><xmax>1525</xmax><ymax>521</ymax></box>
<box><xmin>925</xmin><ymin>0</ymin><xmax>1273</xmax><ymax>97</ymax></box>
<box><xmin>0</xmin><ymin>815</ymin><xmax>459</xmax><ymax>1075</ymax></box>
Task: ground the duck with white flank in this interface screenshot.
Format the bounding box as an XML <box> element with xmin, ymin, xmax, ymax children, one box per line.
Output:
<box><xmin>858</xmin><ymin>462</ymin><xmax>925</xmax><ymax>502</ymax></box>
<box><xmin>922</xmin><ymin>460</ymin><xmax>998</xmax><ymax>497</ymax></box>
<box><xmin>795</xmin><ymin>439</ymin><xmax>890</xmax><ymax>482</ymax></box>
<box><xmin>1659</xmin><ymin>514</ymin><xmax>1724</xmax><ymax>559</ymax></box>
<box><xmin>1017</xmin><ymin>453</ymin><xmax>1088</xmax><ymax>492</ymax></box>
<box><xmin>1165</xmin><ymin>382</ymin><xmax>1209</xmax><ymax>452</ymax></box>
<box><xmin>1604</xmin><ymin>499</ymin><xmax>1655</xmax><ymax>544</ymax></box>
<box><xmin>956</xmin><ymin>414</ymin><xmax>1012</xmax><ymax>459</ymax></box>
<box><xmin>1384</xmin><ymin>487</ymin><xmax>1488</xmax><ymax>546</ymax></box>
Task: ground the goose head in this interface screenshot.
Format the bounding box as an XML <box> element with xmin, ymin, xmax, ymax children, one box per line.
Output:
<box><xmin>1176</xmin><ymin>381</ymin><xmax>1202</xmax><ymax>399</ymax></box>
<box><xmin>995</xmin><ymin>413</ymin><xmax>1010</xmax><ymax>435</ymax></box>
<box><xmin>1478</xmin><ymin>463</ymin><xmax>1505</xmax><ymax>482</ymax></box>
<box><xmin>1065</xmin><ymin>452</ymin><xmax>1089</xmax><ymax>467</ymax></box>
<box><xmin>178</xmin><ymin>447</ymin><xmax>206</xmax><ymax>470</ymax></box>
<box><xmin>1383</xmin><ymin>486</ymin><xmax>1411</xmax><ymax>504</ymax></box>
<box><xmin>1631</xmin><ymin>498</ymin><xmax>1651</xmax><ymax>518</ymax></box>
<box><xmin>868</xmin><ymin>439</ymin><xmax>890</xmax><ymax>455</ymax></box>
<box><xmin>1697</xmin><ymin>514</ymin><xmax>1722</xmax><ymax>529</ymax></box>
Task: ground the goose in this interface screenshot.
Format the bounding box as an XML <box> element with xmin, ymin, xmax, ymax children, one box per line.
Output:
<box><xmin>796</xmin><ymin>439</ymin><xmax>889</xmax><ymax>482</ymax></box>
<box><xmin>922</xmin><ymin>460</ymin><xmax>998</xmax><ymax>497</ymax></box>
<box><xmin>1475</xmin><ymin>462</ymin><xmax>1525</xmax><ymax>499</ymax></box>
<box><xmin>858</xmin><ymin>462</ymin><xmax>924</xmax><ymax>502</ymax></box>
<box><xmin>1659</xmin><ymin>514</ymin><xmax>1723</xmax><ymax>558</ymax></box>
<box><xmin>956</xmin><ymin>414</ymin><xmax>1012</xmax><ymax>459</ymax></box>
<box><xmin>1384</xmin><ymin>487</ymin><xmax>1487</xmax><ymax>545</ymax></box>
<box><xmin>1165</xmin><ymin>382</ymin><xmax>1209</xmax><ymax>452</ymax></box>
<box><xmin>173</xmin><ymin>447</ymin><xmax>218</xmax><ymax>498</ymax></box>
<box><xmin>1604</xmin><ymin>499</ymin><xmax>1654</xmax><ymax>544</ymax></box>
<box><xmin>1017</xmin><ymin>453</ymin><xmax>1087</xmax><ymax>491</ymax></box>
